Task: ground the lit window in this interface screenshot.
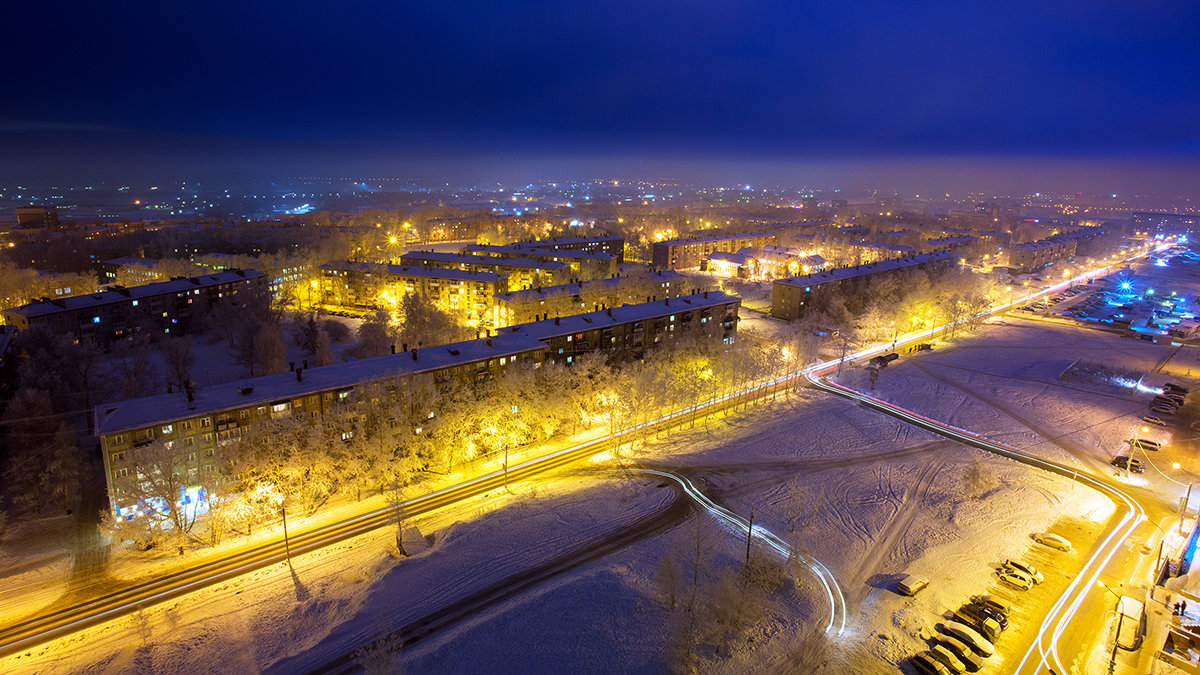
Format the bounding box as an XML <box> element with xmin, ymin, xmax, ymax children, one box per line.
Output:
<box><xmin>93</xmin><ymin>316</ymin><xmax>101</xmax><ymax>324</ymax></box>
<box><xmin>132</xmin><ymin>300</ymin><xmax>138</xmax><ymax>306</ymax></box>
<box><xmin>161</xmin><ymin>424</ymin><xmax>174</xmax><ymax>434</ymax></box>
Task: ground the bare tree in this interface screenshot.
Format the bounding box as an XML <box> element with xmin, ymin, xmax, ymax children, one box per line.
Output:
<box><xmin>162</xmin><ymin>336</ymin><xmax>195</xmax><ymax>392</ymax></box>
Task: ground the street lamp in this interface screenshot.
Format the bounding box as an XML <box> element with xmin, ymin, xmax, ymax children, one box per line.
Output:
<box><xmin>890</xmin><ymin>321</ymin><xmax>898</xmax><ymax>350</ymax></box>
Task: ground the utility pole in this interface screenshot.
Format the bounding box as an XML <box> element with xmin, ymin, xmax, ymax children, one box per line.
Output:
<box><xmin>281</xmin><ymin>505</ymin><xmax>291</xmax><ymax>562</ymax></box>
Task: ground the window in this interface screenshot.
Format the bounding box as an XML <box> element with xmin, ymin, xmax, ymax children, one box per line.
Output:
<box><xmin>200</xmin><ymin>417</ymin><xmax>212</xmax><ymax>428</ymax></box>
<box><xmin>272</xmin><ymin>403</ymin><xmax>289</xmax><ymax>414</ymax></box>
<box><xmin>116</xmin><ymin>468</ymin><xmax>130</xmax><ymax>478</ymax></box>
<box><xmin>187</xmin><ymin>452</ymin><xmax>197</xmax><ymax>462</ymax></box>
<box><xmin>161</xmin><ymin>424</ymin><xmax>174</xmax><ymax>435</ymax></box>
<box><xmin>239</xmin><ymin>410</ymin><xmax>250</xmax><ymax>419</ymax></box>
<box><xmin>185</xmin><ymin>437</ymin><xmax>195</xmax><ymax>447</ymax></box>
<box><xmin>112</xmin><ymin>434</ymin><xmax>126</xmax><ymax>444</ymax></box>
<box><xmin>113</xmin><ymin>451</ymin><xmax>126</xmax><ymax>462</ymax></box>
<box><xmin>182</xmin><ymin>421</ymin><xmax>192</xmax><ymax>431</ymax></box>
<box><xmin>163</xmin><ymin>441</ymin><xmax>174</xmax><ymax>450</ymax></box>
<box><xmin>92</xmin><ymin>316</ymin><xmax>100</xmax><ymax>324</ymax></box>
<box><xmin>131</xmin><ymin>300</ymin><xmax>138</xmax><ymax>306</ymax></box>
<box><xmin>202</xmin><ymin>433</ymin><xmax>213</xmax><ymax>442</ymax></box>
<box><xmin>205</xmin><ymin>448</ymin><xmax>215</xmax><ymax>457</ymax></box>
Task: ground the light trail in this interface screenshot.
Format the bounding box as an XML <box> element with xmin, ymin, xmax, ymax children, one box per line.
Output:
<box><xmin>571</xmin><ymin>468</ymin><xmax>847</xmax><ymax>636</ymax></box>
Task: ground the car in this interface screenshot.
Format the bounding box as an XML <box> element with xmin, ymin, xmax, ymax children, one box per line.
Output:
<box><xmin>1160</xmin><ymin>392</ymin><xmax>1186</xmax><ymax>405</ymax></box>
<box><xmin>972</xmin><ymin>595</ymin><xmax>1013</xmax><ymax>616</ymax></box>
<box><xmin>1143</xmin><ymin>415</ymin><xmax>1167</xmax><ymax>426</ymax></box>
<box><xmin>1165</xmin><ymin>383</ymin><xmax>1189</xmax><ymax>395</ymax></box>
<box><xmin>1111</xmin><ymin>456</ymin><xmax>1145</xmax><ymax>473</ymax></box>
<box><xmin>912</xmin><ymin>652</ymin><xmax>951</xmax><ymax>675</ymax></box>
<box><xmin>1151</xmin><ymin>405</ymin><xmax>1177</xmax><ymax>416</ymax></box>
<box><xmin>954</xmin><ymin>607</ymin><xmax>1003</xmax><ymax>640</ymax></box>
<box><xmin>943</xmin><ymin>621</ymin><xmax>995</xmax><ymax>657</ymax></box>
<box><xmin>898</xmin><ymin>574</ymin><xmax>929</xmax><ymax>596</ymax></box>
<box><xmin>1033</xmin><ymin>532</ymin><xmax>1073</xmax><ymax>551</ymax></box>
<box><xmin>935</xmin><ymin>635</ymin><xmax>985</xmax><ymax>672</ymax></box>
<box><xmin>961</xmin><ymin>601</ymin><xmax>1009</xmax><ymax>629</ymax></box>
<box><xmin>1004</xmin><ymin>559</ymin><xmax>1043</xmax><ymax>584</ymax></box>
<box><xmin>998</xmin><ymin>569</ymin><xmax>1034</xmax><ymax>591</ymax></box>
<box><xmin>928</xmin><ymin>644</ymin><xmax>967</xmax><ymax>674</ymax></box>
<box><xmin>1131</xmin><ymin>438</ymin><xmax>1162</xmax><ymax>451</ymax></box>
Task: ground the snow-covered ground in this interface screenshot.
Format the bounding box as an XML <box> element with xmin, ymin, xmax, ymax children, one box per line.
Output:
<box><xmin>4</xmin><ymin>315</ymin><xmax>1167</xmax><ymax>674</ymax></box>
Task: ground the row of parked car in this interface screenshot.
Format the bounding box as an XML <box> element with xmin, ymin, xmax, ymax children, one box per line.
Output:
<box><xmin>1149</xmin><ymin>382</ymin><xmax>1188</xmax><ymax>417</ymax></box>
<box><xmin>908</xmin><ymin>537</ymin><xmax>1070</xmax><ymax>673</ymax></box>
<box><xmin>910</xmin><ymin>596</ymin><xmax>1013</xmax><ymax>674</ymax></box>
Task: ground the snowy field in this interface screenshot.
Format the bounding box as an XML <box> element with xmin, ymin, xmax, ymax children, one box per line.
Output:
<box><xmin>2</xmin><ymin>316</ymin><xmax>1158</xmax><ymax>674</ymax></box>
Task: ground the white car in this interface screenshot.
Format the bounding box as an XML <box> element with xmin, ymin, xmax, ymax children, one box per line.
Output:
<box><xmin>943</xmin><ymin>621</ymin><xmax>995</xmax><ymax>657</ymax></box>
<box><xmin>998</xmin><ymin>569</ymin><xmax>1034</xmax><ymax>590</ymax></box>
<box><xmin>1033</xmin><ymin>532</ymin><xmax>1073</xmax><ymax>551</ymax></box>
<box><xmin>1004</xmin><ymin>559</ymin><xmax>1044</xmax><ymax>584</ymax></box>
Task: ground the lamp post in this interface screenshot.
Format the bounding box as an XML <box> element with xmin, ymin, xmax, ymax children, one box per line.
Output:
<box><xmin>890</xmin><ymin>321</ymin><xmax>898</xmax><ymax>351</ymax></box>
<box><xmin>1098</xmin><ymin>580</ymin><xmax>1125</xmax><ymax>667</ymax></box>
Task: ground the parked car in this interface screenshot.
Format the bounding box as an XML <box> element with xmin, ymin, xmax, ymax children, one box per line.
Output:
<box><xmin>955</xmin><ymin>605</ymin><xmax>1003</xmax><ymax>640</ymax></box>
<box><xmin>912</xmin><ymin>652</ymin><xmax>951</xmax><ymax>675</ymax></box>
<box><xmin>935</xmin><ymin>635</ymin><xmax>985</xmax><ymax>672</ymax></box>
<box><xmin>1033</xmin><ymin>532</ymin><xmax>1073</xmax><ymax>551</ymax></box>
<box><xmin>1111</xmin><ymin>456</ymin><xmax>1145</xmax><ymax>473</ymax></box>
<box><xmin>962</xmin><ymin>600</ymin><xmax>1009</xmax><ymax>629</ymax></box>
<box><xmin>972</xmin><ymin>595</ymin><xmax>1013</xmax><ymax>616</ymax></box>
<box><xmin>1164</xmin><ymin>383</ymin><xmax>1189</xmax><ymax>395</ymax></box>
<box><xmin>943</xmin><ymin>621</ymin><xmax>995</xmax><ymax>657</ymax></box>
<box><xmin>897</xmin><ymin>574</ymin><xmax>929</xmax><ymax>596</ymax></box>
<box><xmin>1150</xmin><ymin>405</ymin><xmax>1177</xmax><ymax>416</ymax></box>
<box><xmin>1004</xmin><ymin>559</ymin><xmax>1043</xmax><ymax>584</ymax></box>
<box><xmin>1131</xmin><ymin>438</ymin><xmax>1161</xmax><ymax>452</ymax></box>
<box><xmin>928</xmin><ymin>644</ymin><xmax>967</xmax><ymax>674</ymax></box>
<box><xmin>1142</xmin><ymin>415</ymin><xmax>1167</xmax><ymax>426</ymax></box>
<box><xmin>998</xmin><ymin>569</ymin><xmax>1034</xmax><ymax>591</ymax></box>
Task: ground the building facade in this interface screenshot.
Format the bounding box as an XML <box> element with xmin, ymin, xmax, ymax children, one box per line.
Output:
<box><xmin>320</xmin><ymin>260</ymin><xmax>503</xmax><ymax>327</ymax></box>
<box><xmin>770</xmin><ymin>252</ymin><xmax>953</xmax><ymax>321</ymax></box>
<box><xmin>94</xmin><ymin>290</ymin><xmax>740</xmax><ymax>516</ymax></box>
<box><xmin>398</xmin><ymin>251</ymin><xmax>568</xmax><ymax>291</ymax></box>
<box><xmin>3</xmin><ymin>269</ymin><xmax>267</xmax><ymax>345</ymax></box>
<box><xmin>494</xmin><ymin>270</ymin><xmax>689</xmax><ymax>326</ymax></box>
<box><xmin>462</xmin><ymin>243</ymin><xmax>617</xmax><ymax>281</ymax></box>
<box><xmin>651</xmin><ymin>231</ymin><xmax>778</xmax><ymax>270</ymax></box>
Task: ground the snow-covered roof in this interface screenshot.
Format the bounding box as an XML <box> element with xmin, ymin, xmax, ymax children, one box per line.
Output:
<box><xmin>102</xmin><ymin>256</ymin><xmax>162</xmax><ymax>268</ymax></box>
<box><xmin>853</xmin><ymin>241</ymin><xmax>916</xmax><ymax>252</ymax></box>
<box><xmin>505</xmin><ymin>291</ymin><xmax>740</xmax><ymax>341</ymax></box>
<box><xmin>520</xmin><ymin>235</ymin><xmax>623</xmax><ymax>246</ymax></box>
<box><xmin>655</xmin><ymin>231</ymin><xmax>776</xmax><ymax>247</ymax></box>
<box><xmin>94</xmin><ymin>332</ymin><xmax>548</xmax><ymax>436</ymax></box>
<box><xmin>495</xmin><ymin>271</ymin><xmax>686</xmax><ymax>303</ymax></box>
<box><xmin>320</xmin><ymin>260</ymin><xmax>504</xmax><ymax>283</ymax></box>
<box><xmin>7</xmin><ymin>270</ymin><xmax>267</xmax><ymax>319</ymax></box>
<box><xmin>463</xmin><ymin>244</ymin><xmax>613</xmax><ymax>261</ymax></box>
<box><xmin>400</xmin><ymin>251</ymin><xmax>567</xmax><ymax>271</ymax></box>
<box><xmin>775</xmin><ymin>252</ymin><xmax>952</xmax><ymax>288</ymax></box>
<box><xmin>928</xmin><ymin>235</ymin><xmax>977</xmax><ymax>246</ymax></box>
<box><xmin>707</xmin><ymin>251</ymin><xmax>752</xmax><ymax>265</ymax></box>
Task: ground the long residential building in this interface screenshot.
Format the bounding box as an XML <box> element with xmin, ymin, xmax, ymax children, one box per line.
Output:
<box><xmin>1007</xmin><ymin>236</ymin><xmax>1078</xmax><ymax>274</ymax></box>
<box><xmin>494</xmin><ymin>270</ymin><xmax>689</xmax><ymax>326</ymax></box>
<box><xmin>94</xmin><ymin>290</ymin><xmax>740</xmax><ymax>516</ymax></box>
<box><xmin>319</xmin><ymin>260</ymin><xmax>504</xmax><ymax>327</ymax></box>
<box><xmin>509</xmin><ymin>235</ymin><xmax>626</xmax><ymax>263</ymax></box>
<box><xmin>3</xmin><ymin>269</ymin><xmax>267</xmax><ymax>345</ymax></box>
<box><xmin>652</xmin><ymin>230</ymin><xmax>779</xmax><ymax>270</ymax></box>
<box><xmin>771</xmin><ymin>252</ymin><xmax>953</xmax><ymax>320</ymax></box>
<box><xmin>398</xmin><ymin>251</ymin><xmax>568</xmax><ymax>291</ymax></box>
<box><xmin>462</xmin><ymin>243</ymin><xmax>617</xmax><ymax>281</ymax></box>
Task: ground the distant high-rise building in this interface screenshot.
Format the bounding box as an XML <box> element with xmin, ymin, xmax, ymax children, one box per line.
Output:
<box><xmin>800</xmin><ymin>197</ymin><xmax>818</xmax><ymax>211</ymax></box>
<box><xmin>15</xmin><ymin>206</ymin><xmax>58</xmax><ymax>229</ymax></box>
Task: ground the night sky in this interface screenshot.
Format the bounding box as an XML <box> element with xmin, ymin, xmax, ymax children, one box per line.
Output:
<box><xmin>4</xmin><ymin>1</ymin><xmax>1199</xmax><ymax>190</ymax></box>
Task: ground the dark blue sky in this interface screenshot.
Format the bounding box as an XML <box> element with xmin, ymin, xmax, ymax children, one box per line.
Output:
<box><xmin>4</xmin><ymin>1</ymin><xmax>1199</xmax><ymax>190</ymax></box>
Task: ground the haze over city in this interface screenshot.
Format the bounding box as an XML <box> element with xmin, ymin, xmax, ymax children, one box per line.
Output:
<box><xmin>1</xmin><ymin>2</ymin><xmax>1199</xmax><ymax>675</ymax></box>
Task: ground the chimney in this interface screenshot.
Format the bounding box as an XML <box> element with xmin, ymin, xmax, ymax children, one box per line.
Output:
<box><xmin>290</xmin><ymin>362</ymin><xmax>295</xmax><ymax>371</ymax></box>
<box><xmin>412</xmin><ymin>348</ymin><xmax>418</xmax><ymax>360</ymax></box>
<box><xmin>185</xmin><ymin>385</ymin><xmax>195</xmax><ymax>404</ymax></box>
<box><xmin>554</xmin><ymin>316</ymin><xmax>560</xmax><ymax>325</ymax></box>
<box><xmin>607</xmin><ymin>307</ymin><xmax>613</xmax><ymax>317</ymax></box>
<box><xmin>390</xmin><ymin>344</ymin><xmax>396</xmax><ymax>354</ymax></box>
<box><xmin>487</xmin><ymin>337</ymin><xmax>492</xmax><ymax>347</ymax></box>
<box><xmin>402</xmin><ymin>343</ymin><xmax>408</xmax><ymax>352</ymax></box>
<box><xmin>665</xmin><ymin>299</ymin><xmax>669</xmax><ymax>306</ymax></box>
<box><xmin>296</xmin><ymin>368</ymin><xmax>303</xmax><ymax>382</ymax></box>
